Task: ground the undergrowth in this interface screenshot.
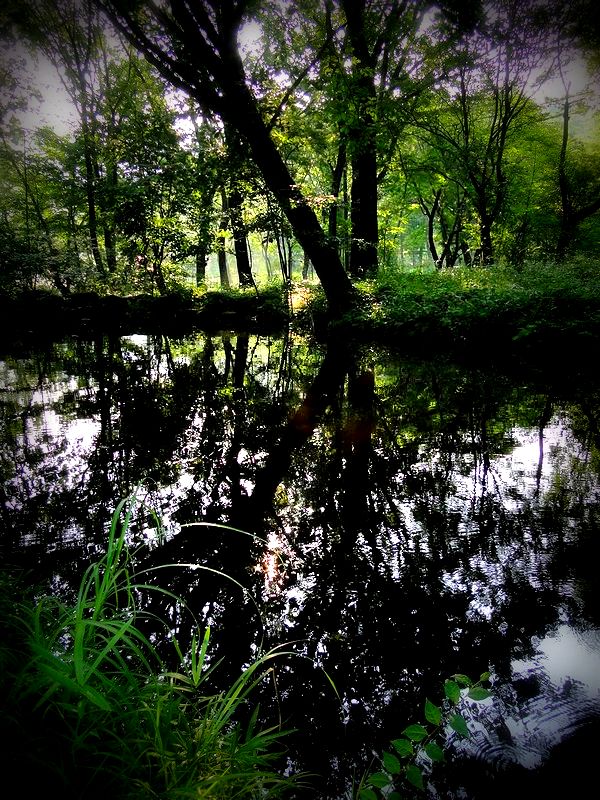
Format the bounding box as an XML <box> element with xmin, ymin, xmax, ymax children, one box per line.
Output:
<box><xmin>329</xmin><ymin>258</ymin><xmax>600</xmax><ymax>354</ymax></box>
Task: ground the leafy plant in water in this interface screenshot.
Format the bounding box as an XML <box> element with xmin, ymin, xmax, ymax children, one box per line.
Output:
<box><xmin>355</xmin><ymin>672</ymin><xmax>492</xmax><ymax>799</ymax></box>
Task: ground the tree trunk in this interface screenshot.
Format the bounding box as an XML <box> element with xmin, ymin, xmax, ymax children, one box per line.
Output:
<box><xmin>223</xmin><ymin>82</ymin><xmax>356</xmax><ymax>313</ymax></box>
<box><xmin>152</xmin><ymin>246</ymin><xmax>168</xmax><ymax>296</ymax></box>
<box><xmin>328</xmin><ymin>140</ymin><xmax>346</xmax><ymax>248</ymax></box>
<box><xmin>275</xmin><ymin>231</ymin><xmax>289</xmax><ymax>281</ymax></box>
<box><xmin>195</xmin><ymin>244</ymin><xmax>207</xmax><ymax>286</ymax></box>
<box><xmin>349</xmin><ymin>140</ymin><xmax>378</xmax><ymax>278</ymax></box>
<box><xmin>479</xmin><ymin>218</ymin><xmax>494</xmax><ymax>265</ymax></box>
<box><xmin>228</xmin><ymin>188</ymin><xmax>253</xmax><ymax>287</ymax></box>
<box><xmin>82</xmin><ymin>123</ymin><xmax>105</xmax><ymax>277</ymax></box>
<box><xmin>420</xmin><ymin>189</ymin><xmax>441</xmax><ymax>267</ymax></box>
<box><xmin>342</xmin><ymin>167</ymin><xmax>350</xmax><ymax>271</ymax></box>
<box><xmin>557</xmin><ymin>95</ymin><xmax>573</xmax><ymax>259</ymax></box>
<box><xmin>302</xmin><ymin>251</ymin><xmax>312</xmax><ymax>280</ymax></box>
<box><xmin>262</xmin><ymin>241</ymin><xmax>273</xmax><ymax>279</ymax></box>
<box><xmin>342</xmin><ymin>0</ymin><xmax>379</xmax><ymax>279</ymax></box>
<box><xmin>460</xmin><ymin>240</ymin><xmax>473</xmax><ymax>267</ymax></box>
<box><xmin>102</xmin><ymin>163</ymin><xmax>118</xmax><ymax>273</ymax></box>
<box><xmin>103</xmin><ymin>224</ymin><xmax>117</xmax><ymax>273</ymax></box>
<box><xmin>217</xmin><ymin>189</ymin><xmax>230</xmax><ymax>289</ymax></box>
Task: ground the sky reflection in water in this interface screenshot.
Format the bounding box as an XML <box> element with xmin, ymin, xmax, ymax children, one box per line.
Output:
<box><xmin>1</xmin><ymin>332</ymin><xmax>599</xmax><ymax>797</ymax></box>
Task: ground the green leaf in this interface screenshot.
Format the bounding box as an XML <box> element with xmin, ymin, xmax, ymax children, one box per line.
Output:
<box><xmin>382</xmin><ymin>751</ymin><xmax>402</xmax><ymax>774</ymax></box>
<box><xmin>402</xmin><ymin>723</ymin><xmax>428</xmax><ymax>742</ymax></box>
<box><xmin>367</xmin><ymin>772</ymin><xmax>390</xmax><ymax>788</ymax></box>
<box><xmin>424</xmin><ymin>741</ymin><xmax>446</xmax><ymax>762</ymax></box>
<box><xmin>444</xmin><ymin>679</ymin><xmax>461</xmax><ymax>704</ymax></box>
<box><xmin>425</xmin><ymin>698</ymin><xmax>442</xmax><ymax>725</ymax></box>
<box><xmin>479</xmin><ymin>671</ymin><xmax>491</xmax><ymax>682</ymax></box>
<box><xmin>359</xmin><ymin>789</ymin><xmax>378</xmax><ymax>800</ymax></box>
<box><xmin>406</xmin><ymin>764</ymin><xmax>425</xmax><ymax>790</ymax></box>
<box><xmin>392</xmin><ymin>737</ymin><xmax>413</xmax><ymax>757</ymax></box>
<box><xmin>468</xmin><ymin>686</ymin><xmax>491</xmax><ymax>701</ymax></box>
<box><xmin>449</xmin><ymin>713</ymin><xmax>470</xmax><ymax>738</ymax></box>
<box><xmin>389</xmin><ymin>794</ymin><xmax>403</xmax><ymax>800</ymax></box>
<box><xmin>452</xmin><ymin>673</ymin><xmax>473</xmax><ymax>687</ymax></box>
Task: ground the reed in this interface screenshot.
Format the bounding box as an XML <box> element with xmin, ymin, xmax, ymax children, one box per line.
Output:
<box><xmin>1</xmin><ymin>495</ymin><xmax>306</xmax><ymax>798</ymax></box>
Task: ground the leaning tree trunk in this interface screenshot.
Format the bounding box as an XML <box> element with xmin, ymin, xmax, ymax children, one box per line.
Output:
<box><xmin>222</xmin><ymin>81</ymin><xmax>356</xmax><ymax>314</ymax></box>
<box><xmin>102</xmin><ymin>1</ymin><xmax>356</xmax><ymax>315</ymax></box>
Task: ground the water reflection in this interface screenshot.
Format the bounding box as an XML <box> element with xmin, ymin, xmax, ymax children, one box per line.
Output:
<box><xmin>1</xmin><ymin>332</ymin><xmax>599</xmax><ymax>798</ymax></box>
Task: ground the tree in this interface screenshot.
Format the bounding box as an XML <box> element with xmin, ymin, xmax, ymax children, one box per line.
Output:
<box><xmin>411</xmin><ymin>0</ymin><xmax>550</xmax><ymax>265</ymax></box>
<box><xmin>523</xmin><ymin>0</ymin><xmax>600</xmax><ymax>258</ymax></box>
<box><xmin>102</xmin><ymin>55</ymin><xmax>198</xmax><ymax>294</ymax></box>
<box><xmin>397</xmin><ymin>135</ymin><xmax>473</xmax><ymax>269</ymax></box>
<box><xmin>7</xmin><ymin>0</ymin><xmax>113</xmax><ymax>278</ymax></box>
<box><xmin>100</xmin><ymin>0</ymin><xmax>356</xmax><ymax>313</ymax></box>
<box><xmin>556</xmin><ymin>91</ymin><xmax>600</xmax><ymax>257</ymax></box>
<box><xmin>0</xmin><ymin>121</ymin><xmax>91</xmax><ymax>293</ymax></box>
<box><xmin>185</xmin><ymin>112</ymin><xmax>227</xmax><ymax>287</ymax></box>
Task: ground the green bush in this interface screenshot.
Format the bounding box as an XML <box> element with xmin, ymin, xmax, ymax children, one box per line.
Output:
<box><xmin>324</xmin><ymin>259</ymin><xmax>600</xmax><ymax>353</ymax></box>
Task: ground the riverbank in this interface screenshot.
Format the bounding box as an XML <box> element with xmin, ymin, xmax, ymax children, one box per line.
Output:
<box><xmin>0</xmin><ymin>284</ymin><xmax>289</xmax><ymax>350</ymax></box>
<box><xmin>327</xmin><ymin>262</ymin><xmax>600</xmax><ymax>366</ymax></box>
<box><xmin>2</xmin><ymin>261</ymin><xmax>599</xmax><ymax>363</ymax></box>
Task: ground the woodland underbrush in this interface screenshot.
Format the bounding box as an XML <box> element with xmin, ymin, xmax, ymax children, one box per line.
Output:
<box><xmin>2</xmin><ymin>259</ymin><xmax>598</xmax><ymax>358</ymax></box>
<box><xmin>320</xmin><ymin>258</ymin><xmax>600</xmax><ymax>358</ymax></box>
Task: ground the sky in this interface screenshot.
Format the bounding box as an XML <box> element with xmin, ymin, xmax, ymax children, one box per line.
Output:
<box><xmin>2</xmin><ymin>11</ymin><xmax>599</xmax><ymax>142</ymax></box>
<box><xmin>2</xmin><ymin>43</ymin><xmax>76</xmax><ymax>137</ymax></box>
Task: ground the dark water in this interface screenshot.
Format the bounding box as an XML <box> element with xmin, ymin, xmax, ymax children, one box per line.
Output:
<box><xmin>2</xmin><ymin>331</ymin><xmax>600</xmax><ymax>798</ymax></box>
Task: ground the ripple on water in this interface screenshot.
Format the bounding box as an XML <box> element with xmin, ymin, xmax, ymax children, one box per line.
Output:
<box><xmin>438</xmin><ymin>623</ymin><xmax>600</xmax><ymax>798</ymax></box>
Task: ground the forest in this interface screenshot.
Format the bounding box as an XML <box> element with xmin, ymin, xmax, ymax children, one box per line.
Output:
<box><xmin>0</xmin><ymin>0</ymin><xmax>599</xmax><ymax>322</ymax></box>
<box><xmin>2</xmin><ymin>2</ymin><xmax>600</xmax><ymax>800</ymax></box>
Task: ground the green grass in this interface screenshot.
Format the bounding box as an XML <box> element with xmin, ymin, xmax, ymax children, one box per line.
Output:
<box><xmin>0</xmin><ymin>495</ymin><xmax>306</xmax><ymax>799</ymax></box>
<box><xmin>323</xmin><ymin>258</ymin><xmax>600</xmax><ymax>356</ymax></box>
<box><xmin>374</xmin><ymin>258</ymin><xmax>600</xmax><ymax>308</ymax></box>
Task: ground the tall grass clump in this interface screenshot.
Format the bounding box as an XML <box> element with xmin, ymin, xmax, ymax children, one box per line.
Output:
<box><xmin>0</xmin><ymin>495</ymin><xmax>304</xmax><ymax>799</ymax></box>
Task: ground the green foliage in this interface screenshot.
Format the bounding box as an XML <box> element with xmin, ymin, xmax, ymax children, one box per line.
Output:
<box><xmin>0</xmin><ymin>494</ymin><xmax>305</xmax><ymax>798</ymax></box>
<box><xmin>332</xmin><ymin>259</ymin><xmax>600</xmax><ymax>356</ymax></box>
<box><xmin>355</xmin><ymin>672</ymin><xmax>492</xmax><ymax>799</ymax></box>
<box><xmin>1</xmin><ymin>1</ymin><xmax>598</xmax><ymax>310</ymax></box>
<box><xmin>198</xmin><ymin>284</ymin><xmax>288</xmax><ymax>329</ymax></box>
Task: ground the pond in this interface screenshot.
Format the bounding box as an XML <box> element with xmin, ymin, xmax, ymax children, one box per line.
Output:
<box><xmin>2</xmin><ymin>331</ymin><xmax>600</xmax><ymax>798</ymax></box>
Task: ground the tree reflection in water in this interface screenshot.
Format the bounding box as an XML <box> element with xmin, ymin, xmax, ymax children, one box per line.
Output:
<box><xmin>1</xmin><ymin>332</ymin><xmax>599</xmax><ymax>797</ymax></box>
